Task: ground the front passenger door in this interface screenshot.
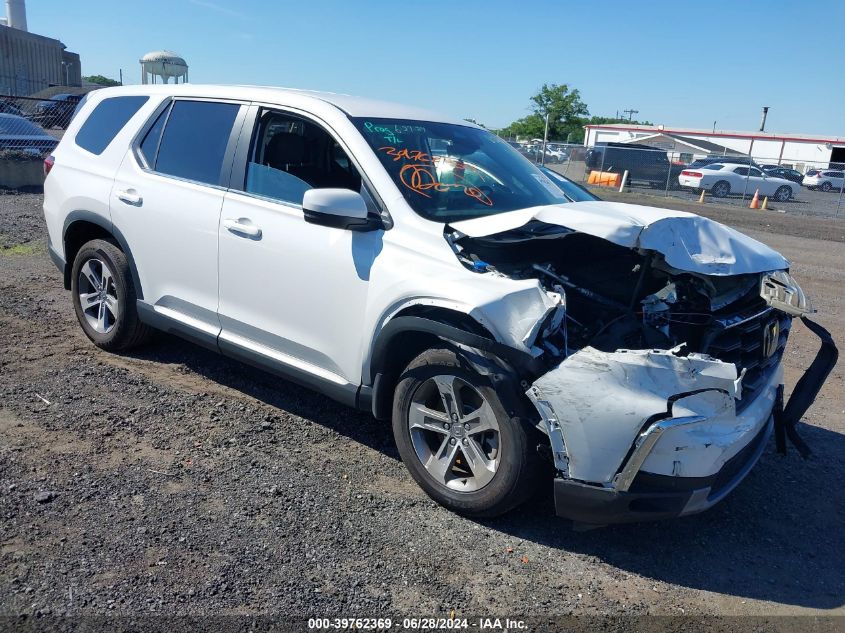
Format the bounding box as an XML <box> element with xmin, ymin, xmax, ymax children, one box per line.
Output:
<box><xmin>217</xmin><ymin>106</ymin><xmax>383</xmax><ymax>402</ymax></box>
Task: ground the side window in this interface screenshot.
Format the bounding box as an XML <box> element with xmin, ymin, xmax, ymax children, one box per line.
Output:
<box><xmin>749</xmin><ymin>167</ymin><xmax>763</xmax><ymax>177</ymax></box>
<box><xmin>75</xmin><ymin>96</ymin><xmax>149</xmax><ymax>155</ymax></box>
<box><xmin>734</xmin><ymin>167</ymin><xmax>749</xmax><ymax>176</ymax></box>
<box><xmin>138</xmin><ymin>104</ymin><xmax>169</xmax><ymax>168</ymax></box>
<box><xmin>154</xmin><ymin>100</ymin><xmax>239</xmax><ymax>186</ymax></box>
<box><xmin>244</xmin><ymin>109</ymin><xmax>362</xmax><ymax>206</ymax></box>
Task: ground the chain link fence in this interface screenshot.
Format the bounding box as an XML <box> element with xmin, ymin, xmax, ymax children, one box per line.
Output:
<box><xmin>0</xmin><ymin>94</ymin><xmax>79</xmax><ymax>189</ymax></box>
<box><xmin>511</xmin><ymin>139</ymin><xmax>845</xmax><ymax>218</ymax></box>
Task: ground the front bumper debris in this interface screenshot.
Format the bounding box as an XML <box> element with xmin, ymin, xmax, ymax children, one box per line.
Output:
<box><xmin>529</xmin><ymin>317</ymin><xmax>837</xmax><ymax>525</ymax></box>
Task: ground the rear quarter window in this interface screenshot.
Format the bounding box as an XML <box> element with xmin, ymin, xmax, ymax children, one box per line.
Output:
<box><xmin>74</xmin><ymin>96</ymin><xmax>149</xmax><ymax>155</ymax></box>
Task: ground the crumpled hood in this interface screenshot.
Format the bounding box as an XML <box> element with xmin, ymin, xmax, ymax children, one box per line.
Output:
<box><xmin>449</xmin><ymin>200</ymin><xmax>789</xmax><ymax>275</ymax></box>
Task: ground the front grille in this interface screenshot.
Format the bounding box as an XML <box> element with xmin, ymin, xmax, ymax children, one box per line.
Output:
<box><xmin>701</xmin><ymin>304</ymin><xmax>791</xmax><ymax>408</ymax></box>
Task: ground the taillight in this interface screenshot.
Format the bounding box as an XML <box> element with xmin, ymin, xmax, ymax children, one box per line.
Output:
<box><xmin>43</xmin><ymin>154</ymin><xmax>54</xmax><ymax>177</ymax></box>
<box><xmin>681</xmin><ymin>170</ymin><xmax>702</xmax><ymax>178</ymax></box>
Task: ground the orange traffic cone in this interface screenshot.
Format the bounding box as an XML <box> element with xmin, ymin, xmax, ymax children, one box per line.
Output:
<box><xmin>749</xmin><ymin>189</ymin><xmax>760</xmax><ymax>209</ymax></box>
<box><xmin>761</xmin><ymin>196</ymin><xmax>769</xmax><ymax>210</ymax></box>
<box><xmin>698</xmin><ymin>189</ymin><xmax>706</xmax><ymax>203</ymax></box>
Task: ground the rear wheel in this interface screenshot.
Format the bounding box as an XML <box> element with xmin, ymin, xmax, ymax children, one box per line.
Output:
<box><xmin>711</xmin><ymin>180</ymin><xmax>731</xmax><ymax>198</ymax></box>
<box><xmin>774</xmin><ymin>185</ymin><xmax>792</xmax><ymax>202</ymax></box>
<box><xmin>392</xmin><ymin>347</ymin><xmax>538</xmax><ymax>518</ymax></box>
<box><xmin>71</xmin><ymin>239</ymin><xmax>151</xmax><ymax>351</ymax></box>
<box><xmin>820</xmin><ymin>181</ymin><xmax>833</xmax><ymax>192</ymax></box>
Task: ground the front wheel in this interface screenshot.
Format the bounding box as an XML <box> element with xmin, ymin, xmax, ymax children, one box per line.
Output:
<box><xmin>774</xmin><ymin>185</ymin><xmax>792</xmax><ymax>202</ymax></box>
<box><xmin>392</xmin><ymin>347</ymin><xmax>538</xmax><ymax>518</ymax></box>
<box><xmin>820</xmin><ymin>181</ymin><xmax>833</xmax><ymax>192</ymax></box>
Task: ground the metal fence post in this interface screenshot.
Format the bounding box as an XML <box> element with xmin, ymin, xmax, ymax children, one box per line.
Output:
<box><xmin>741</xmin><ymin>140</ymin><xmax>754</xmax><ymax>203</ymax></box>
<box><xmin>838</xmin><ymin>170</ymin><xmax>844</xmax><ymax>216</ymax></box>
<box><xmin>664</xmin><ymin>148</ymin><xmax>672</xmax><ymax>197</ymax></box>
<box><xmin>598</xmin><ymin>146</ymin><xmax>605</xmax><ymax>183</ymax></box>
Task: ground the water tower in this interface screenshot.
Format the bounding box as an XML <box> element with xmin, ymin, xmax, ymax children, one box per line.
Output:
<box><xmin>140</xmin><ymin>51</ymin><xmax>188</xmax><ymax>84</ymax></box>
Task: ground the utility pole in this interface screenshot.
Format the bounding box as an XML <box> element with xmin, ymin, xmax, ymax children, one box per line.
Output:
<box><xmin>623</xmin><ymin>108</ymin><xmax>639</xmax><ymax>121</ymax></box>
<box><xmin>759</xmin><ymin>106</ymin><xmax>770</xmax><ymax>132</ymax></box>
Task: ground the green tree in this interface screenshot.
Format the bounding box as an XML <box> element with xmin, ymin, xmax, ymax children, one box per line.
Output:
<box><xmin>498</xmin><ymin>84</ymin><xmax>652</xmax><ymax>142</ymax></box>
<box><xmin>83</xmin><ymin>75</ymin><xmax>121</xmax><ymax>87</ymax></box>
<box><xmin>499</xmin><ymin>83</ymin><xmax>588</xmax><ymax>141</ymax></box>
<box><xmin>529</xmin><ymin>83</ymin><xmax>588</xmax><ymax>139</ymax></box>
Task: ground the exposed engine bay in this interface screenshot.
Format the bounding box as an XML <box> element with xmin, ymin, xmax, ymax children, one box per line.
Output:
<box><xmin>447</xmin><ymin>220</ymin><xmax>782</xmax><ymax>363</ymax></box>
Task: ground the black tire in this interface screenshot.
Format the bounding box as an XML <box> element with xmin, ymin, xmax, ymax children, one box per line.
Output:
<box><xmin>711</xmin><ymin>180</ymin><xmax>731</xmax><ymax>198</ymax></box>
<box><xmin>820</xmin><ymin>181</ymin><xmax>832</xmax><ymax>192</ymax></box>
<box><xmin>392</xmin><ymin>347</ymin><xmax>539</xmax><ymax>518</ymax></box>
<box><xmin>70</xmin><ymin>239</ymin><xmax>151</xmax><ymax>351</ymax></box>
<box><xmin>774</xmin><ymin>185</ymin><xmax>791</xmax><ymax>202</ymax></box>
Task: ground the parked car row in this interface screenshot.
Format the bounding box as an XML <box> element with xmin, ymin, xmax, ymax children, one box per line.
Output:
<box><xmin>511</xmin><ymin>142</ymin><xmax>570</xmax><ymax>163</ymax></box>
<box><xmin>678</xmin><ymin>163</ymin><xmax>798</xmax><ymax>201</ymax></box>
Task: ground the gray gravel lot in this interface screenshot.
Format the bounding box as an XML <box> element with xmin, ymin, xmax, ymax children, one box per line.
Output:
<box><xmin>1</xmin><ymin>192</ymin><xmax>843</xmax><ymax>621</ymax></box>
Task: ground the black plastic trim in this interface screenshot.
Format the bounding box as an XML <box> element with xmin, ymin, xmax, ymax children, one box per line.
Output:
<box><xmin>302</xmin><ymin>208</ymin><xmax>381</xmax><ymax>232</ymax></box>
<box><xmin>47</xmin><ymin>240</ymin><xmax>64</xmax><ymax>274</ymax></box>
<box><xmin>775</xmin><ymin>317</ymin><xmax>838</xmax><ymax>458</ymax></box>
<box><xmin>217</xmin><ymin>338</ymin><xmax>358</xmax><ymax>408</ymax></box>
<box><xmin>135</xmin><ymin>301</ymin><xmax>218</xmax><ymax>352</ymax></box>
<box><xmin>366</xmin><ymin>315</ymin><xmax>540</xmax><ymax>388</ymax></box>
<box><xmin>61</xmin><ymin>210</ymin><xmax>143</xmax><ymax>299</ymax></box>
<box><xmin>553</xmin><ymin>478</ymin><xmax>692</xmax><ymax>525</ymax></box>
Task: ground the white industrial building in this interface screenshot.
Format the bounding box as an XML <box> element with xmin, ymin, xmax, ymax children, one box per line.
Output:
<box><xmin>584</xmin><ymin>124</ymin><xmax>845</xmax><ymax>172</ymax></box>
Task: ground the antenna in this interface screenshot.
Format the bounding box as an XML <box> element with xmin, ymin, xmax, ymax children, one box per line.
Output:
<box><xmin>622</xmin><ymin>108</ymin><xmax>639</xmax><ymax>121</ymax></box>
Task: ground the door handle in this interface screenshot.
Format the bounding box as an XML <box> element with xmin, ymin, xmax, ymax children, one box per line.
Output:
<box><xmin>223</xmin><ymin>218</ymin><xmax>262</xmax><ymax>239</ymax></box>
<box><xmin>116</xmin><ymin>189</ymin><xmax>142</xmax><ymax>205</ymax></box>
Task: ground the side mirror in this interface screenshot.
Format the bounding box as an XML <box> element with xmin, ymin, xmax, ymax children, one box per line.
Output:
<box><xmin>302</xmin><ymin>188</ymin><xmax>377</xmax><ymax>231</ymax></box>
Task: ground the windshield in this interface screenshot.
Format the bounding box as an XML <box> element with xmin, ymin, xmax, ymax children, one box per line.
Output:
<box><xmin>352</xmin><ymin>117</ymin><xmax>571</xmax><ymax>222</ymax></box>
<box><xmin>539</xmin><ymin>166</ymin><xmax>599</xmax><ymax>202</ymax></box>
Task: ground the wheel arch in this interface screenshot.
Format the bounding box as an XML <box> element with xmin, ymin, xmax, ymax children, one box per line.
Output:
<box><xmin>63</xmin><ymin>211</ymin><xmax>143</xmax><ymax>299</ymax></box>
<box><xmin>365</xmin><ymin>305</ymin><xmax>537</xmax><ymax>421</ymax></box>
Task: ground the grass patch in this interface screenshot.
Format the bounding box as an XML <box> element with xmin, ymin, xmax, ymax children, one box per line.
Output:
<box><xmin>0</xmin><ymin>241</ymin><xmax>44</xmax><ymax>256</ymax></box>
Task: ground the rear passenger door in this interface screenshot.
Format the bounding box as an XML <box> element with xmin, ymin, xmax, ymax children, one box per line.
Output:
<box><xmin>110</xmin><ymin>98</ymin><xmax>247</xmax><ymax>343</ymax></box>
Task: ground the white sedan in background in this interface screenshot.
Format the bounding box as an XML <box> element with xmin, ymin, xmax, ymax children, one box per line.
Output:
<box><xmin>802</xmin><ymin>169</ymin><xmax>845</xmax><ymax>192</ymax></box>
<box><xmin>678</xmin><ymin>163</ymin><xmax>798</xmax><ymax>201</ymax></box>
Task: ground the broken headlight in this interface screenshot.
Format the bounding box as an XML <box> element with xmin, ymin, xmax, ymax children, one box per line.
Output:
<box><xmin>760</xmin><ymin>270</ymin><xmax>813</xmax><ymax>316</ymax></box>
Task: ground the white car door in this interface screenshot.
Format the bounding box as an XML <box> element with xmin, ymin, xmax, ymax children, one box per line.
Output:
<box><xmin>110</xmin><ymin>98</ymin><xmax>246</xmax><ymax>338</ymax></box>
<box><xmin>216</xmin><ymin>105</ymin><xmax>383</xmax><ymax>401</ymax></box>
<box><xmin>748</xmin><ymin>167</ymin><xmax>778</xmax><ymax>196</ymax></box>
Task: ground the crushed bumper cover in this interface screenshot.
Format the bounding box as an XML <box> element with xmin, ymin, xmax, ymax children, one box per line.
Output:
<box><xmin>530</xmin><ymin>317</ymin><xmax>837</xmax><ymax>524</ymax></box>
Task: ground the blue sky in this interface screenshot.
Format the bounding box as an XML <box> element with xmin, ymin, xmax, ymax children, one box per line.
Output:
<box><xmin>22</xmin><ymin>0</ymin><xmax>845</xmax><ymax>135</ymax></box>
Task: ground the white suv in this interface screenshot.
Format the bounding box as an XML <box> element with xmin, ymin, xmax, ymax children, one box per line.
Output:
<box><xmin>43</xmin><ymin>85</ymin><xmax>836</xmax><ymax>525</ymax></box>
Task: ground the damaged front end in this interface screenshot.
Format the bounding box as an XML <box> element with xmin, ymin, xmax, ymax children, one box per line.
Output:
<box><xmin>446</xmin><ymin>205</ymin><xmax>837</xmax><ymax>524</ymax></box>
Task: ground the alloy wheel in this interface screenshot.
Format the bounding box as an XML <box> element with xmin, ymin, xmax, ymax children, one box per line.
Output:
<box><xmin>407</xmin><ymin>375</ymin><xmax>501</xmax><ymax>492</ymax></box>
<box><xmin>77</xmin><ymin>258</ymin><xmax>120</xmax><ymax>334</ymax></box>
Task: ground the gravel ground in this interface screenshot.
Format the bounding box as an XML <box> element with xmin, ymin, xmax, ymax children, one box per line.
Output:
<box><xmin>1</xmin><ymin>192</ymin><xmax>843</xmax><ymax>622</ymax></box>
